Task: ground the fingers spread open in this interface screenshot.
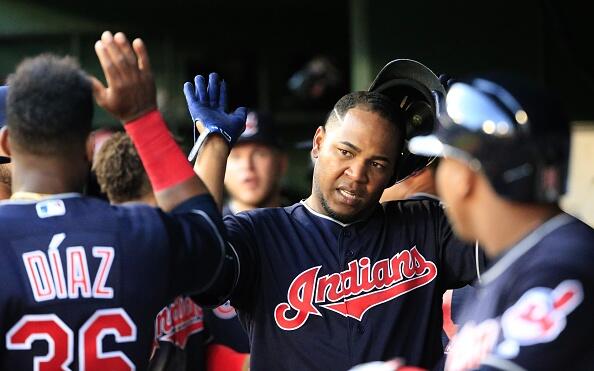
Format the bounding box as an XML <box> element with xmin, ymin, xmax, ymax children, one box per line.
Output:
<box><xmin>90</xmin><ymin>76</ymin><xmax>107</xmax><ymax>107</ymax></box>
<box><xmin>114</xmin><ymin>32</ymin><xmax>138</xmax><ymax>70</ymax></box>
<box><xmin>183</xmin><ymin>82</ymin><xmax>197</xmax><ymax>107</ymax></box>
<box><xmin>219</xmin><ymin>80</ymin><xmax>228</xmax><ymax>112</ymax></box>
<box><xmin>194</xmin><ymin>75</ymin><xmax>207</xmax><ymax>104</ymax></box>
<box><xmin>94</xmin><ymin>39</ymin><xmax>122</xmax><ymax>87</ymax></box>
<box><xmin>132</xmin><ymin>38</ymin><xmax>152</xmax><ymax>74</ymax></box>
<box><xmin>208</xmin><ymin>72</ymin><xmax>220</xmax><ymax>108</ymax></box>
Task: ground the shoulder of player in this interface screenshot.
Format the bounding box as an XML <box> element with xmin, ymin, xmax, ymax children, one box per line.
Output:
<box><xmin>381</xmin><ymin>198</ymin><xmax>444</xmax><ymax>221</ymax></box>
<box><xmin>224</xmin><ymin>203</ymin><xmax>299</xmax><ymax>225</ymax></box>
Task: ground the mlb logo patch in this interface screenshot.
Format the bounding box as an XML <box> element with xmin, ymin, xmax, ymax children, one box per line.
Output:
<box><xmin>36</xmin><ymin>199</ymin><xmax>66</xmax><ymax>218</ymax></box>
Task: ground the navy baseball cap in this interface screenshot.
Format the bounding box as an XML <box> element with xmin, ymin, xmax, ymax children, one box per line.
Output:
<box><xmin>0</xmin><ymin>86</ymin><xmax>7</xmax><ymax>128</ymax></box>
<box><xmin>237</xmin><ymin>111</ymin><xmax>281</xmax><ymax>148</ymax></box>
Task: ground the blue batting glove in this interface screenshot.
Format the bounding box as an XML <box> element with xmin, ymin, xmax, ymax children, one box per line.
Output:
<box><xmin>183</xmin><ymin>72</ymin><xmax>247</xmax><ymax>147</ymax></box>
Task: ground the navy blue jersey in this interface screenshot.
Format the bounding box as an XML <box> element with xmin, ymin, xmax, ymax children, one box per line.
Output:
<box><xmin>0</xmin><ymin>193</ymin><xmax>225</xmax><ymax>371</ymax></box>
<box><xmin>200</xmin><ymin>204</ymin><xmax>250</xmax><ymax>355</ymax></box>
<box><xmin>446</xmin><ymin>214</ymin><xmax>594</xmax><ymax>371</ymax></box>
<box><xmin>210</xmin><ymin>199</ymin><xmax>483</xmax><ymax>370</ymax></box>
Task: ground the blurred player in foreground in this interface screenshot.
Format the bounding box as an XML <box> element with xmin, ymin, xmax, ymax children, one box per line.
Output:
<box><xmin>409</xmin><ymin>75</ymin><xmax>594</xmax><ymax>370</ymax></box>
<box><xmin>0</xmin><ymin>31</ymin><xmax>235</xmax><ymax>370</ymax></box>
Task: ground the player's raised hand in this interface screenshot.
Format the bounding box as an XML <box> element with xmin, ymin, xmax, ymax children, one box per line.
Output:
<box><xmin>92</xmin><ymin>31</ymin><xmax>157</xmax><ymax>122</ymax></box>
<box><xmin>183</xmin><ymin>73</ymin><xmax>247</xmax><ymax>148</ymax></box>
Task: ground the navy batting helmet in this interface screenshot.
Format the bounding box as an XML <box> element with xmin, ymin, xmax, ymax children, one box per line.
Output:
<box><xmin>368</xmin><ymin>59</ymin><xmax>446</xmax><ymax>185</ymax></box>
<box><xmin>408</xmin><ymin>75</ymin><xmax>570</xmax><ymax>203</ymax></box>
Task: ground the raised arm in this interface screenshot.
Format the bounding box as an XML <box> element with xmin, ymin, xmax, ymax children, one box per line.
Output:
<box><xmin>183</xmin><ymin>73</ymin><xmax>247</xmax><ymax>210</ymax></box>
<box><xmin>91</xmin><ymin>31</ymin><xmax>207</xmax><ymax>212</ymax></box>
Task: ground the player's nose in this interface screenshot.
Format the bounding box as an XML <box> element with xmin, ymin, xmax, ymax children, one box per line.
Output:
<box><xmin>344</xmin><ymin>160</ymin><xmax>369</xmax><ymax>184</ymax></box>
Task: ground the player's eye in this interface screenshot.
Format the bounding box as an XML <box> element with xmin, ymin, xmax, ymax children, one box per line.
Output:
<box><xmin>371</xmin><ymin>161</ymin><xmax>387</xmax><ymax>170</ymax></box>
<box><xmin>338</xmin><ymin>148</ymin><xmax>353</xmax><ymax>158</ymax></box>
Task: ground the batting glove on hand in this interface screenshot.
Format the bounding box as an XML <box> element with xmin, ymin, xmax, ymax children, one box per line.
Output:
<box><xmin>183</xmin><ymin>72</ymin><xmax>247</xmax><ymax>148</ymax></box>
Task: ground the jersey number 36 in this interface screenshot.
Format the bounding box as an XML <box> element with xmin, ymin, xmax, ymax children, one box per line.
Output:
<box><xmin>6</xmin><ymin>308</ymin><xmax>136</xmax><ymax>371</ymax></box>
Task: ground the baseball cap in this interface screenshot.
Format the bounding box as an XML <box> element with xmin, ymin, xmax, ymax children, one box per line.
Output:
<box><xmin>236</xmin><ymin>111</ymin><xmax>281</xmax><ymax>148</ymax></box>
<box><xmin>0</xmin><ymin>86</ymin><xmax>10</xmax><ymax>163</ymax></box>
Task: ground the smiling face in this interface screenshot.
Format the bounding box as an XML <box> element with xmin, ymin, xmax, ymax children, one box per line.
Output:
<box><xmin>310</xmin><ymin>107</ymin><xmax>401</xmax><ymax>222</ymax></box>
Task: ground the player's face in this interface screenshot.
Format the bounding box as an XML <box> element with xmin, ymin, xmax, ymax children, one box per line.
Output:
<box><xmin>436</xmin><ymin>158</ymin><xmax>475</xmax><ymax>241</ymax></box>
<box><xmin>312</xmin><ymin>108</ymin><xmax>399</xmax><ymax>222</ymax></box>
<box><xmin>225</xmin><ymin>142</ymin><xmax>285</xmax><ymax>208</ymax></box>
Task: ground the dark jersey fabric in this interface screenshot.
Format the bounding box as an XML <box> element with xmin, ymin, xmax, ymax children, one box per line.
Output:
<box><xmin>0</xmin><ymin>193</ymin><xmax>224</xmax><ymax>371</ymax></box>
<box><xmin>447</xmin><ymin>214</ymin><xmax>594</xmax><ymax>371</ymax></box>
<box><xmin>214</xmin><ymin>199</ymin><xmax>483</xmax><ymax>370</ymax></box>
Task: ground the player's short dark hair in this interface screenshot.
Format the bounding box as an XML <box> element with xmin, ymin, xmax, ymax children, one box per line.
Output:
<box><xmin>93</xmin><ymin>132</ymin><xmax>152</xmax><ymax>204</ymax></box>
<box><xmin>327</xmin><ymin>91</ymin><xmax>403</xmax><ymax>130</ymax></box>
<box><xmin>326</xmin><ymin>91</ymin><xmax>404</xmax><ymax>151</ymax></box>
<box><xmin>7</xmin><ymin>54</ymin><xmax>93</xmax><ymax>155</ymax></box>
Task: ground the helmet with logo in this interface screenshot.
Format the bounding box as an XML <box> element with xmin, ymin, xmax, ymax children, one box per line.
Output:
<box><xmin>408</xmin><ymin>74</ymin><xmax>570</xmax><ymax>203</ymax></box>
<box><xmin>368</xmin><ymin>59</ymin><xmax>446</xmax><ymax>185</ymax></box>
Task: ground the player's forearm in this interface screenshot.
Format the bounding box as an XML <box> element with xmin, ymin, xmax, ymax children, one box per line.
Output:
<box><xmin>125</xmin><ymin>110</ymin><xmax>211</xmax><ymax>212</ymax></box>
<box><xmin>194</xmin><ymin>135</ymin><xmax>230</xmax><ymax>211</ymax></box>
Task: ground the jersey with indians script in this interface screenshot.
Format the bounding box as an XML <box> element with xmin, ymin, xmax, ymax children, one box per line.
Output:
<box><xmin>0</xmin><ymin>193</ymin><xmax>226</xmax><ymax>371</ymax></box>
<box><xmin>220</xmin><ymin>199</ymin><xmax>483</xmax><ymax>370</ymax></box>
<box><xmin>445</xmin><ymin>214</ymin><xmax>594</xmax><ymax>371</ymax></box>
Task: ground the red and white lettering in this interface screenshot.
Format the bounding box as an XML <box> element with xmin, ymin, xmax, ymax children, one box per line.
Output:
<box><xmin>7</xmin><ymin>309</ymin><xmax>137</xmax><ymax>371</ymax></box>
<box><xmin>274</xmin><ymin>266</ymin><xmax>322</xmax><ymax>331</ymax></box>
<box><xmin>67</xmin><ymin>247</ymin><xmax>92</xmax><ymax>299</ymax></box>
<box><xmin>22</xmin><ymin>251</ymin><xmax>56</xmax><ymax>302</ymax></box>
<box><xmin>48</xmin><ymin>248</ymin><xmax>67</xmax><ymax>299</ymax></box>
<box><xmin>153</xmin><ymin>296</ymin><xmax>204</xmax><ymax>352</ymax></box>
<box><xmin>274</xmin><ymin>246</ymin><xmax>438</xmax><ymax>330</ymax></box>
<box><xmin>79</xmin><ymin>308</ymin><xmax>136</xmax><ymax>371</ymax></box>
<box><xmin>92</xmin><ymin>247</ymin><xmax>114</xmax><ymax>299</ymax></box>
<box><xmin>446</xmin><ymin>319</ymin><xmax>500</xmax><ymax>371</ymax></box>
<box><xmin>6</xmin><ymin>314</ymin><xmax>74</xmax><ymax>371</ymax></box>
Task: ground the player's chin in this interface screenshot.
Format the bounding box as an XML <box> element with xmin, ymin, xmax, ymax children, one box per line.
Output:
<box><xmin>329</xmin><ymin>198</ymin><xmax>370</xmax><ymax>221</ymax></box>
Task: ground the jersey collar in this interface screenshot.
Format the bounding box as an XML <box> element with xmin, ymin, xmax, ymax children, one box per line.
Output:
<box><xmin>300</xmin><ymin>200</ymin><xmax>357</xmax><ymax>227</ymax></box>
<box><xmin>480</xmin><ymin>213</ymin><xmax>574</xmax><ymax>285</ymax></box>
<box><xmin>2</xmin><ymin>192</ymin><xmax>82</xmax><ymax>205</ymax></box>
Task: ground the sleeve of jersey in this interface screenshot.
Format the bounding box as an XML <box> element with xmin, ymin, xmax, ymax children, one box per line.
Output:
<box><xmin>159</xmin><ymin>194</ymin><xmax>239</xmax><ymax>304</ymax></box>
<box><xmin>436</xmin><ymin>203</ymin><xmax>487</xmax><ymax>289</ymax></box>
<box><xmin>479</xmin><ymin>267</ymin><xmax>594</xmax><ymax>371</ymax></box>
<box><xmin>219</xmin><ymin>213</ymin><xmax>260</xmax><ymax>311</ymax></box>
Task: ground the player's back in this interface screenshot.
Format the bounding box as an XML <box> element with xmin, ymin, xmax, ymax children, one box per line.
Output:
<box><xmin>0</xmin><ymin>194</ymin><xmax>179</xmax><ymax>370</ymax></box>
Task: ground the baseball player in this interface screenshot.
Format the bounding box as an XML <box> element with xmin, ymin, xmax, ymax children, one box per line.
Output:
<box><xmin>408</xmin><ymin>75</ymin><xmax>594</xmax><ymax>370</ymax></box>
<box><xmin>93</xmin><ymin>132</ymin><xmax>210</xmax><ymax>371</ymax></box>
<box><xmin>204</xmin><ymin>111</ymin><xmax>287</xmax><ymax>370</ymax></box>
<box><xmin>183</xmin><ymin>60</ymin><xmax>485</xmax><ymax>370</ymax></box>
<box><xmin>0</xmin><ymin>31</ymin><xmax>240</xmax><ymax>370</ymax></box>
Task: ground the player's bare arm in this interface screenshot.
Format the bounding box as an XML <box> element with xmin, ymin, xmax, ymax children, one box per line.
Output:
<box><xmin>184</xmin><ymin>73</ymin><xmax>247</xmax><ymax>210</ymax></box>
<box><xmin>92</xmin><ymin>30</ymin><xmax>209</xmax><ymax>211</ymax></box>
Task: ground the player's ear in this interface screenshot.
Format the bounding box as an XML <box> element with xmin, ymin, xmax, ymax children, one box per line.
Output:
<box><xmin>0</xmin><ymin>127</ymin><xmax>11</xmax><ymax>157</ymax></box>
<box><xmin>311</xmin><ymin>126</ymin><xmax>325</xmax><ymax>159</ymax></box>
<box><xmin>85</xmin><ymin>132</ymin><xmax>95</xmax><ymax>164</ymax></box>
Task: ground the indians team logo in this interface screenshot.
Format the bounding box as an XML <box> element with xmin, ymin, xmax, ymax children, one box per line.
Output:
<box><xmin>497</xmin><ymin>279</ymin><xmax>583</xmax><ymax>358</ymax></box>
<box><xmin>213</xmin><ymin>300</ymin><xmax>238</xmax><ymax>319</ymax></box>
<box><xmin>243</xmin><ymin>111</ymin><xmax>259</xmax><ymax>137</ymax></box>
<box><xmin>446</xmin><ymin>280</ymin><xmax>583</xmax><ymax>371</ymax></box>
<box><xmin>153</xmin><ymin>296</ymin><xmax>204</xmax><ymax>351</ymax></box>
<box><xmin>274</xmin><ymin>246</ymin><xmax>437</xmax><ymax>331</ymax></box>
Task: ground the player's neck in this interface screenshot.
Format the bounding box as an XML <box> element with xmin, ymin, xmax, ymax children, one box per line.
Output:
<box><xmin>11</xmin><ymin>153</ymin><xmax>89</xmax><ymax>195</ymax></box>
<box><xmin>477</xmin><ymin>200</ymin><xmax>561</xmax><ymax>258</ymax></box>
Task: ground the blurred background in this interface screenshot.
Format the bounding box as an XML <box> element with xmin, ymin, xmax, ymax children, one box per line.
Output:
<box><xmin>1</xmin><ymin>0</ymin><xmax>593</xmax><ymax>225</ymax></box>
